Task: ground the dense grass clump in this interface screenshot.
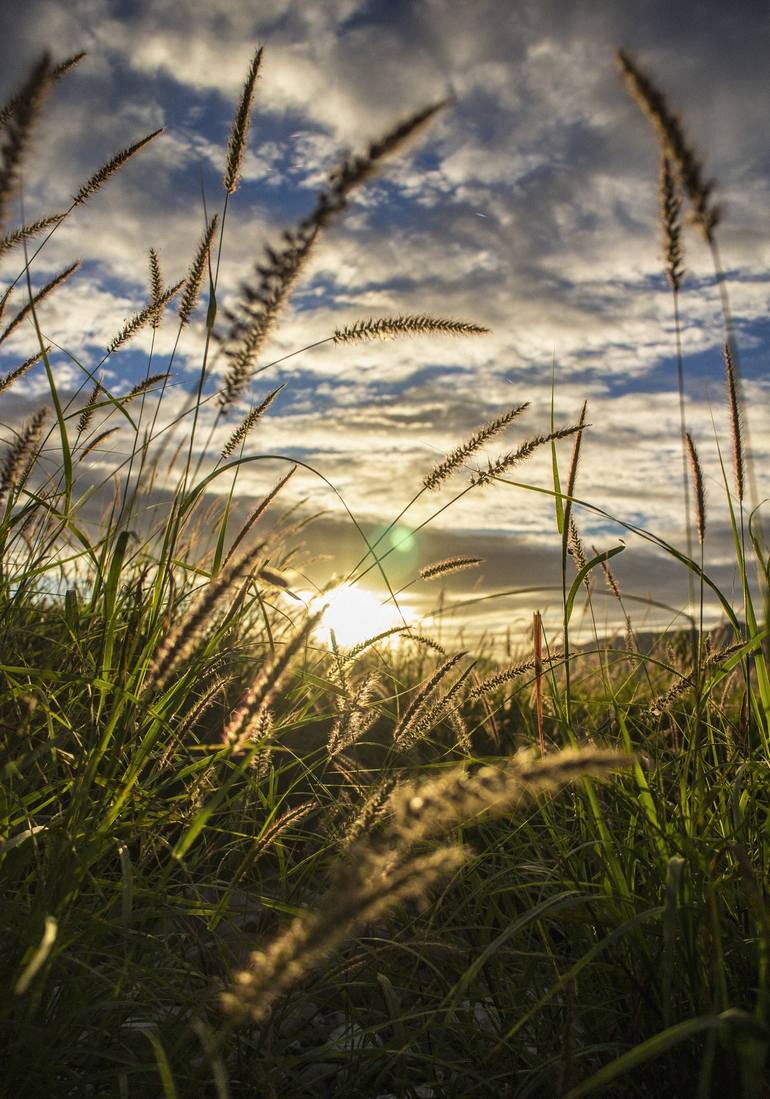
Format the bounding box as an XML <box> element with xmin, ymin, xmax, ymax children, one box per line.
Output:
<box><xmin>0</xmin><ymin>46</ymin><xmax>769</xmax><ymax>1099</ymax></box>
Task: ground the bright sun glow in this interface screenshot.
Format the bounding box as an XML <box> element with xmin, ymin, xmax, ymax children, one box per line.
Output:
<box><xmin>319</xmin><ymin>584</ymin><xmax>404</xmax><ymax>648</ymax></box>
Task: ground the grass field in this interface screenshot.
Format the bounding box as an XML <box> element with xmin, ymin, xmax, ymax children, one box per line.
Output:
<box><xmin>1</xmin><ymin>47</ymin><xmax>769</xmax><ymax>1098</ymax></box>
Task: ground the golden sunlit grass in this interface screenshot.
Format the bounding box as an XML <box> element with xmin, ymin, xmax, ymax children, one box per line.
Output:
<box><xmin>0</xmin><ymin>45</ymin><xmax>768</xmax><ymax>1099</ymax></box>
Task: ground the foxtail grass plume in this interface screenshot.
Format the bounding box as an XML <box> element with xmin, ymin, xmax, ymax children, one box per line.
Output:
<box><xmin>73</xmin><ymin>128</ymin><xmax>163</xmax><ymax>206</ymax></box>
<box><xmin>341</xmin><ymin>625</ymin><xmax>412</xmax><ymax>662</ymax></box>
<box><xmin>471</xmin><ymin>424</ymin><xmax>585</xmax><ymax>487</ymax></box>
<box><xmin>466</xmin><ymin>653</ymin><xmax>563</xmax><ymax>702</ymax></box>
<box><xmin>224</xmin><ymin>46</ymin><xmax>263</xmax><ymax>194</ymax></box>
<box><xmin>424</xmin><ymin>402</ymin><xmax>529</xmax><ymax>491</ymax></box>
<box><xmin>178</xmin><ymin>215</ymin><xmax>219</xmax><ymax>325</ymax></box>
<box><xmin>79</xmin><ymin>427</ymin><xmax>118</xmax><ymax>461</ymax></box>
<box><xmin>0</xmin><ymin>214</ymin><xmax>64</xmax><ymax>258</ymax></box>
<box><xmin>0</xmin><ymin>348</ymin><xmax>49</xmax><ymax>395</ymax></box>
<box><xmin>77</xmin><ymin>381</ymin><xmax>101</xmax><ymax>435</ymax></box>
<box><xmin>387</xmin><ymin>746</ymin><xmax>631</xmax><ymax>849</ymax></box>
<box><xmin>147</xmin><ymin>248</ymin><xmax>166</xmax><ymax>329</ymax></box>
<box><xmin>0</xmin><ymin>407</ymin><xmax>48</xmax><ymax>504</ymax></box>
<box><xmin>223</xmin><ymin>465</ymin><xmax>296</xmax><ymax>565</ymax></box>
<box><xmin>221</xmin><ymin>748</ymin><xmax>626</xmax><ymax>1026</ymax></box>
<box><xmin>723</xmin><ymin>343</ymin><xmax>744</xmax><ymax>504</ymax></box>
<box><xmin>562</xmin><ymin>400</ymin><xmax>588</xmax><ymax>545</ymax></box>
<box><xmin>0</xmin><ymin>261</ymin><xmax>80</xmax><ymax>346</ymax></box>
<box><xmin>328</xmin><ymin>672</ymin><xmax>379</xmax><ymax>755</ymax></box>
<box><xmin>333</xmin><ymin>315</ymin><xmax>489</xmax><ymax>344</ymax></box>
<box><xmin>659</xmin><ymin>155</ymin><xmax>684</xmax><ymax>292</ymax></box>
<box><xmin>222</xmin><ymin>611</ymin><xmax>321</xmax><ymax>750</ymax></box>
<box><xmin>125</xmin><ymin>373</ymin><xmax>171</xmax><ymax>399</ymax></box>
<box><xmin>108</xmin><ymin>281</ymin><xmax>183</xmax><ymax>353</ymax></box>
<box><xmin>684</xmin><ymin>432</ymin><xmax>706</xmax><ymax>544</ymax></box>
<box><xmin>221</xmin><ymin>384</ymin><xmax>283</xmax><ymax>459</ymax></box>
<box><xmin>403</xmin><ymin>632</ymin><xmax>446</xmax><ymax>655</ymax></box>
<box><xmin>420</xmin><ymin>556</ymin><xmax>482</xmax><ymax>580</ymax></box>
<box><xmin>0</xmin><ymin>53</ymin><xmax>52</xmax><ymax>230</ymax></box>
<box><xmin>617</xmin><ymin>49</ymin><xmax>719</xmax><ymax>241</ymax></box>
<box><xmin>394</xmin><ymin>650</ymin><xmax>467</xmax><ymax>748</ymax></box>
<box><xmin>221</xmin><ymin>844</ymin><xmax>465</xmax><ymax>1022</ymax></box>
<box><xmin>0</xmin><ymin>51</ymin><xmax>85</xmax><ymax>129</ymax></box>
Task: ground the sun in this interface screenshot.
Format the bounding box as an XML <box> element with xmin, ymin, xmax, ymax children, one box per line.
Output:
<box><xmin>319</xmin><ymin>584</ymin><xmax>404</xmax><ymax>648</ymax></box>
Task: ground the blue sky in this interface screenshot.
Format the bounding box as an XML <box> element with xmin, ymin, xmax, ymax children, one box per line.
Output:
<box><xmin>1</xmin><ymin>0</ymin><xmax>769</xmax><ymax>642</ymax></box>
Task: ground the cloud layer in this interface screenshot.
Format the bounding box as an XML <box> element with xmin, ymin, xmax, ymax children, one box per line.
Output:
<box><xmin>1</xmin><ymin>0</ymin><xmax>768</xmax><ymax>642</ymax></box>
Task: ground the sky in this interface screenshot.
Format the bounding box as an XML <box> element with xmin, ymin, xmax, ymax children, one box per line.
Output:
<box><xmin>1</xmin><ymin>0</ymin><xmax>769</xmax><ymax>646</ymax></box>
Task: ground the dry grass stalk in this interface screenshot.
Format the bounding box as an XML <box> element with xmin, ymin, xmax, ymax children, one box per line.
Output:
<box><xmin>219</xmin><ymin>102</ymin><xmax>445</xmax><ymax>409</ymax></box>
<box><xmin>684</xmin><ymin>432</ymin><xmax>706</xmax><ymax>544</ymax></box>
<box><xmin>73</xmin><ymin>128</ymin><xmax>163</xmax><ymax>206</ymax></box>
<box><xmin>0</xmin><ymin>54</ymin><xmax>52</xmax><ymax>230</ymax></box>
<box><xmin>333</xmin><ymin>315</ymin><xmax>489</xmax><ymax>344</ymax></box>
<box><xmin>223</xmin><ymin>465</ymin><xmax>296</xmax><ymax>565</ymax></box>
<box><xmin>420</xmin><ymin>556</ymin><xmax>482</xmax><ymax>581</ymax></box>
<box><xmin>471</xmin><ymin>424</ymin><xmax>585</xmax><ymax>487</ymax></box>
<box><xmin>723</xmin><ymin>343</ymin><xmax>744</xmax><ymax>503</ymax></box>
<box><xmin>178</xmin><ymin>215</ymin><xmax>219</xmax><ymax>326</ymax></box>
<box><xmin>562</xmin><ymin>401</ymin><xmax>588</xmax><ymax>540</ymax></box>
<box><xmin>0</xmin><ymin>214</ymin><xmax>64</xmax><ymax>257</ymax></box>
<box><xmin>394</xmin><ymin>650</ymin><xmax>467</xmax><ymax>748</ymax></box>
<box><xmin>221</xmin><ymin>384</ymin><xmax>283</xmax><ymax>459</ymax></box>
<box><xmin>0</xmin><ymin>407</ymin><xmax>48</xmax><ymax>503</ymax></box>
<box><xmin>79</xmin><ymin>426</ymin><xmax>118</xmax><ymax>460</ymax></box>
<box><xmin>221</xmin><ymin>844</ymin><xmax>465</xmax><ymax>1021</ymax></box>
<box><xmin>424</xmin><ymin>402</ymin><xmax>529</xmax><ymax>491</ymax></box>
<box><xmin>224</xmin><ymin>47</ymin><xmax>263</xmax><ymax>195</ymax></box>
<box><xmin>659</xmin><ymin>155</ymin><xmax>684</xmax><ymax>291</ymax></box>
<box><xmin>0</xmin><ymin>261</ymin><xmax>80</xmax><ymax>346</ymax></box>
<box><xmin>0</xmin><ymin>348</ymin><xmax>49</xmax><ymax>395</ymax></box>
<box><xmin>108</xmin><ymin>282</ymin><xmax>182</xmax><ymax>353</ymax></box>
<box><xmin>617</xmin><ymin>49</ymin><xmax>719</xmax><ymax>241</ymax></box>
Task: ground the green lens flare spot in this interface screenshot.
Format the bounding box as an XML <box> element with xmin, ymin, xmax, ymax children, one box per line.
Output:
<box><xmin>388</xmin><ymin>527</ymin><xmax>415</xmax><ymax>553</ymax></box>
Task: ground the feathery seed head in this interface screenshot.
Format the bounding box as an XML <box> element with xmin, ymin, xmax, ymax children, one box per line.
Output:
<box><xmin>424</xmin><ymin>402</ymin><xmax>529</xmax><ymax>491</ymax></box>
<box><xmin>471</xmin><ymin>423</ymin><xmax>585</xmax><ymax>487</ymax></box>
<box><xmin>178</xmin><ymin>214</ymin><xmax>219</xmax><ymax>326</ymax></box>
<box><xmin>224</xmin><ymin>46</ymin><xmax>263</xmax><ymax>194</ymax></box>
<box><xmin>723</xmin><ymin>343</ymin><xmax>744</xmax><ymax>503</ymax></box>
<box><xmin>0</xmin><ymin>407</ymin><xmax>48</xmax><ymax>503</ymax></box>
<box><xmin>684</xmin><ymin>431</ymin><xmax>706</xmax><ymax>544</ymax></box>
<box><xmin>617</xmin><ymin>49</ymin><xmax>719</xmax><ymax>241</ymax></box>
<box><xmin>420</xmin><ymin>556</ymin><xmax>483</xmax><ymax>580</ymax></box>
<box><xmin>73</xmin><ymin>128</ymin><xmax>163</xmax><ymax>206</ymax></box>
<box><xmin>333</xmin><ymin>315</ymin><xmax>489</xmax><ymax>344</ymax></box>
